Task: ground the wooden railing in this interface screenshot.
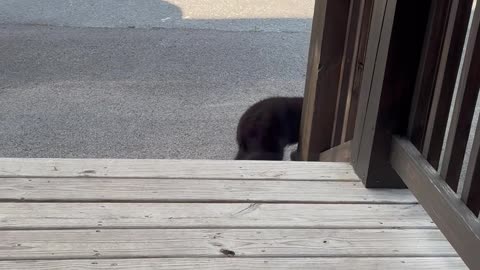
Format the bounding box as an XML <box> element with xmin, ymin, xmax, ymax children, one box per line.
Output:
<box><xmin>299</xmin><ymin>0</ymin><xmax>480</xmax><ymax>268</ymax></box>
<box><xmin>388</xmin><ymin>2</ymin><xmax>480</xmax><ymax>268</ymax></box>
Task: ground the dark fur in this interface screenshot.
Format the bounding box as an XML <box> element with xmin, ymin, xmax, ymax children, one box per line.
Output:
<box><xmin>235</xmin><ymin>97</ymin><xmax>303</xmax><ymax>160</ymax></box>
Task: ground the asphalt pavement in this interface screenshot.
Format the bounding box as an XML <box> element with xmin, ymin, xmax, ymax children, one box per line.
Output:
<box><xmin>0</xmin><ymin>0</ymin><xmax>313</xmax><ymax>159</ymax></box>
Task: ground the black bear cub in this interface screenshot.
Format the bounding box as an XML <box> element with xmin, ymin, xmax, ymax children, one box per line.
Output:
<box><xmin>235</xmin><ymin>97</ymin><xmax>303</xmax><ymax>161</ymax></box>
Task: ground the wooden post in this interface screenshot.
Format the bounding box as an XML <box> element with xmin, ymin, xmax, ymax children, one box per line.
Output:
<box><xmin>342</xmin><ymin>0</ymin><xmax>375</xmax><ymax>143</ymax></box>
<box><xmin>331</xmin><ymin>0</ymin><xmax>365</xmax><ymax>147</ymax></box>
<box><xmin>298</xmin><ymin>0</ymin><xmax>351</xmax><ymax>161</ymax></box>
<box><xmin>351</xmin><ymin>0</ymin><xmax>432</xmax><ymax>188</ymax></box>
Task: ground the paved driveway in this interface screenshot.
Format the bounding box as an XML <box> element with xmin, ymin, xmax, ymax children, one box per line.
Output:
<box><xmin>0</xmin><ymin>0</ymin><xmax>313</xmax><ymax>159</ymax></box>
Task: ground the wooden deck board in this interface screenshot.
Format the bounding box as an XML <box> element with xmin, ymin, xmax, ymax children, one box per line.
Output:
<box><xmin>0</xmin><ymin>177</ymin><xmax>416</xmax><ymax>203</ymax></box>
<box><xmin>0</xmin><ymin>229</ymin><xmax>457</xmax><ymax>259</ymax></box>
<box><xmin>0</xmin><ymin>158</ymin><xmax>358</xmax><ymax>180</ymax></box>
<box><xmin>0</xmin><ymin>203</ymin><xmax>433</xmax><ymax>229</ymax></box>
<box><xmin>0</xmin><ymin>158</ymin><xmax>465</xmax><ymax>269</ymax></box>
<box><xmin>0</xmin><ymin>258</ymin><xmax>468</xmax><ymax>270</ymax></box>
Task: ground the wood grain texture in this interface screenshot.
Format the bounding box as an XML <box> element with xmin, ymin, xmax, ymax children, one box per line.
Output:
<box><xmin>0</xmin><ymin>257</ymin><xmax>467</xmax><ymax>270</ymax></box>
<box><xmin>0</xmin><ymin>229</ymin><xmax>457</xmax><ymax>260</ymax></box>
<box><xmin>0</xmin><ymin>158</ymin><xmax>358</xmax><ymax>180</ymax></box>
<box><xmin>0</xmin><ymin>203</ymin><xmax>433</xmax><ymax>229</ymax></box>
<box><xmin>0</xmin><ymin>177</ymin><xmax>416</xmax><ymax>203</ymax></box>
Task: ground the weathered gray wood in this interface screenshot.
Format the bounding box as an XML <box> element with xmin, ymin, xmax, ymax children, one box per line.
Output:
<box><xmin>391</xmin><ymin>136</ymin><xmax>480</xmax><ymax>270</ymax></box>
<box><xmin>0</xmin><ymin>177</ymin><xmax>416</xmax><ymax>203</ymax></box>
<box><xmin>319</xmin><ymin>141</ymin><xmax>351</xmax><ymax>162</ymax></box>
<box><xmin>0</xmin><ymin>229</ymin><xmax>457</xmax><ymax>260</ymax></box>
<box><xmin>0</xmin><ymin>203</ymin><xmax>433</xmax><ymax>229</ymax></box>
<box><xmin>0</xmin><ymin>158</ymin><xmax>358</xmax><ymax>180</ymax></box>
<box><xmin>0</xmin><ymin>257</ymin><xmax>467</xmax><ymax>270</ymax></box>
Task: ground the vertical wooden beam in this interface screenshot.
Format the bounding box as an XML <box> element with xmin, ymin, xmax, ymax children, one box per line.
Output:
<box><xmin>352</xmin><ymin>0</ymin><xmax>432</xmax><ymax>188</ymax></box>
<box><xmin>343</xmin><ymin>0</ymin><xmax>375</xmax><ymax>142</ymax></box>
<box><xmin>299</xmin><ymin>0</ymin><xmax>351</xmax><ymax>161</ymax></box>
<box><xmin>407</xmin><ymin>0</ymin><xmax>455</xmax><ymax>150</ymax></box>
<box><xmin>440</xmin><ymin>4</ymin><xmax>480</xmax><ymax>191</ymax></box>
<box><xmin>332</xmin><ymin>0</ymin><xmax>365</xmax><ymax>146</ymax></box>
<box><xmin>423</xmin><ymin>0</ymin><xmax>473</xmax><ymax>169</ymax></box>
<box><xmin>351</xmin><ymin>0</ymin><xmax>391</xmax><ymax>169</ymax></box>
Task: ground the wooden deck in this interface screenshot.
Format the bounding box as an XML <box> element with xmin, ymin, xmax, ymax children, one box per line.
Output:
<box><xmin>0</xmin><ymin>158</ymin><xmax>468</xmax><ymax>269</ymax></box>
